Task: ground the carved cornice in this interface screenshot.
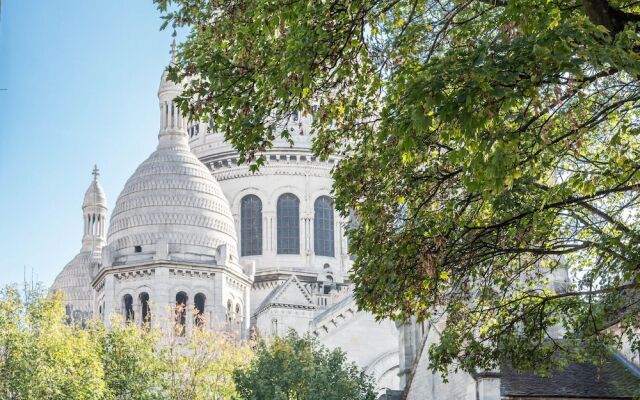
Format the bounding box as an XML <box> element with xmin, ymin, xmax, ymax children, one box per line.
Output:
<box><xmin>225</xmin><ymin>275</ymin><xmax>248</xmax><ymax>290</ymax></box>
<box><xmin>211</xmin><ymin>164</ymin><xmax>334</xmax><ymax>182</ymax></box>
<box><xmin>169</xmin><ymin>268</ymin><xmax>215</xmax><ymax>279</ymax></box>
<box><xmin>95</xmin><ymin>279</ymin><xmax>105</xmax><ymax>292</ymax></box>
<box><xmin>115</xmin><ymin>269</ymin><xmax>155</xmax><ymax>281</ymax></box>
<box><xmin>312</xmin><ymin>296</ymin><xmax>358</xmax><ymax>337</ymax></box>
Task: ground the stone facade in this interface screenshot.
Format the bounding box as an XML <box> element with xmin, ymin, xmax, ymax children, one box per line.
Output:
<box><xmin>53</xmin><ymin>43</ymin><xmax>640</xmax><ymax>399</ymax></box>
<box><xmin>52</xmin><ymin>43</ymin><xmax>400</xmax><ymax>393</ymax></box>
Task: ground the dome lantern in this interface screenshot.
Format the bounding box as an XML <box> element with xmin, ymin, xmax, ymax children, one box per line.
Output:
<box><xmin>157</xmin><ymin>33</ymin><xmax>188</xmax><ymax>149</ymax></box>
<box><xmin>81</xmin><ymin>165</ymin><xmax>107</xmax><ymax>252</ymax></box>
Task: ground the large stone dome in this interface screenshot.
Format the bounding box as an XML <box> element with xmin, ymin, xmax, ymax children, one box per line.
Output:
<box><xmin>106</xmin><ymin>143</ymin><xmax>238</xmax><ymax>265</ymax></box>
<box><xmin>105</xmin><ymin>63</ymin><xmax>238</xmax><ymax>267</ymax></box>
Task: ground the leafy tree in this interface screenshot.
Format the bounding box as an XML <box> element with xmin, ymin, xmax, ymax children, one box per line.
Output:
<box><xmin>164</xmin><ymin>321</ymin><xmax>253</xmax><ymax>400</ymax></box>
<box><xmin>99</xmin><ymin>305</ymin><xmax>253</xmax><ymax>400</ymax></box>
<box><xmin>98</xmin><ymin>318</ymin><xmax>165</xmax><ymax>400</ymax></box>
<box><xmin>234</xmin><ymin>331</ymin><xmax>375</xmax><ymax>400</ymax></box>
<box><xmin>0</xmin><ymin>286</ymin><xmax>105</xmax><ymax>400</ymax></box>
<box><xmin>157</xmin><ymin>0</ymin><xmax>640</xmax><ymax>376</ymax></box>
<box><xmin>0</xmin><ymin>287</ymin><xmax>253</xmax><ymax>400</ymax></box>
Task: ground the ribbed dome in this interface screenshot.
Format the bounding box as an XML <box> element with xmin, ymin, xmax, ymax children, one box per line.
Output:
<box><xmin>51</xmin><ymin>252</ymin><xmax>95</xmax><ymax>311</ymax></box>
<box><xmin>83</xmin><ymin>179</ymin><xmax>107</xmax><ymax>208</ymax></box>
<box><xmin>159</xmin><ymin>70</ymin><xmax>181</xmax><ymax>93</ymax></box>
<box><xmin>105</xmin><ymin>51</ymin><xmax>239</xmax><ymax>266</ymax></box>
<box><xmin>106</xmin><ymin>142</ymin><xmax>239</xmax><ymax>265</ymax></box>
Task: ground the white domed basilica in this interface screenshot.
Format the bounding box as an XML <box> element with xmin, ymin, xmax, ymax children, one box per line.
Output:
<box><xmin>52</xmin><ymin>44</ymin><xmax>400</xmax><ymax>392</ymax></box>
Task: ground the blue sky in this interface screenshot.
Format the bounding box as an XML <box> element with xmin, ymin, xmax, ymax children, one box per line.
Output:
<box><xmin>0</xmin><ymin>1</ymin><xmax>177</xmax><ymax>287</ymax></box>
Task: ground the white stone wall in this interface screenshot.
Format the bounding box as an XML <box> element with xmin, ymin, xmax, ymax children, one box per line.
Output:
<box><xmin>189</xmin><ymin>123</ymin><xmax>352</xmax><ymax>288</ymax></box>
<box><xmin>94</xmin><ymin>263</ymin><xmax>251</xmax><ymax>336</ymax></box>
<box><xmin>313</xmin><ymin>299</ymin><xmax>400</xmax><ymax>393</ymax></box>
<box><xmin>616</xmin><ymin>326</ymin><xmax>640</xmax><ymax>369</ymax></box>
<box><xmin>404</xmin><ymin>324</ymin><xmax>477</xmax><ymax>400</ymax></box>
<box><xmin>189</xmin><ymin>117</ymin><xmax>402</xmax><ymax>391</ymax></box>
<box><xmin>255</xmin><ymin>307</ymin><xmax>315</xmax><ymax>337</ymax></box>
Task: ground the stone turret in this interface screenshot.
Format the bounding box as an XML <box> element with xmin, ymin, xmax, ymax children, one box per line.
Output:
<box><xmin>52</xmin><ymin>166</ymin><xmax>108</xmax><ymax>324</ymax></box>
<box><xmin>81</xmin><ymin>165</ymin><xmax>107</xmax><ymax>253</ymax></box>
<box><xmin>93</xmin><ymin>39</ymin><xmax>251</xmax><ymax>334</ymax></box>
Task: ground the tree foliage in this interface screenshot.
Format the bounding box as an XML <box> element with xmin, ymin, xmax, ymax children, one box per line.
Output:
<box><xmin>157</xmin><ymin>0</ymin><xmax>640</xmax><ymax>375</ymax></box>
<box><xmin>164</xmin><ymin>324</ymin><xmax>253</xmax><ymax>400</ymax></box>
<box><xmin>0</xmin><ymin>286</ymin><xmax>105</xmax><ymax>400</ymax></box>
<box><xmin>99</xmin><ymin>320</ymin><xmax>165</xmax><ymax>400</ymax></box>
<box><xmin>234</xmin><ymin>331</ymin><xmax>376</xmax><ymax>400</ymax></box>
<box><xmin>0</xmin><ymin>287</ymin><xmax>253</xmax><ymax>399</ymax></box>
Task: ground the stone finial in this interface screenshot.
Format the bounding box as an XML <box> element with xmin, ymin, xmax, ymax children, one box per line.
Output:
<box><xmin>171</xmin><ymin>29</ymin><xmax>177</xmax><ymax>64</ymax></box>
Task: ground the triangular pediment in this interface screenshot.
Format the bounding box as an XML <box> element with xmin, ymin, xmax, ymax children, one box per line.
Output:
<box><xmin>273</xmin><ymin>275</ymin><xmax>314</xmax><ymax>306</ymax></box>
<box><xmin>254</xmin><ymin>275</ymin><xmax>315</xmax><ymax>315</ymax></box>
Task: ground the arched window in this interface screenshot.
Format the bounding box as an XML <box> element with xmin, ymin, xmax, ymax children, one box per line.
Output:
<box><xmin>227</xmin><ymin>299</ymin><xmax>233</xmax><ymax>322</ymax></box>
<box><xmin>235</xmin><ymin>303</ymin><xmax>242</xmax><ymax>325</ymax></box>
<box><xmin>175</xmin><ymin>292</ymin><xmax>188</xmax><ymax>336</ymax></box>
<box><xmin>194</xmin><ymin>293</ymin><xmax>206</xmax><ymax>328</ymax></box>
<box><xmin>123</xmin><ymin>294</ymin><xmax>134</xmax><ymax>322</ymax></box>
<box><xmin>277</xmin><ymin>193</ymin><xmax>300</xmax><ymax>254</ymax></box>
<box><xmin>314</xmin><ymin>196</ymin><xmax>335</xmax><ymax>257</ymax></box>
<box><xmin>139</xmin><ymin>292</ymin><xmax>150</xmax><ymax>326</ymax></box>
<box><xmin>241</xmin><ymin>195</ymin><xmax>262</xmax><ymax>256</ymax></box>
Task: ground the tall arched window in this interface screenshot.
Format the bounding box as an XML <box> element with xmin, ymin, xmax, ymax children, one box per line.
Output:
<box><xmin>123</xmin><ymin>294</ymin><xmax>134</xmax><ymax>322</ymax></box>
<box><xmin>139</xmin><ymin>292</ymin><xmax>151</xmax><ymax>326</ymax></box>
<box><xmin>241</xmin><ymin>195</ymin><xmax>262</xmax><ymax>256</ymax></box>
<box><xmin>314</xmin><ymin>196</ymin><xmax>335</xmax><ymax>257</ymax></box>
<box><xmin>277</xmin><ymin>193</ymin><xmax>300</xmax><ymax>254</ymax></box>
<box><xmin>227</xmin><ymin>299</ymin><xmax>233</xmax><ymax>323</ymax></box>
<box><xmin>194</xmin><ymin>293</ymin><xmax>206</xmax><ymax>328</ymax></box>
<box><xmin>175</xmin><ymin>292</ymin><xmax>188</xmax><ymax>336</ymax></box>
<box><xmin>235</xmin><ymin>303</ymin><xmax>242</xmax><ymax>326</ymax></box>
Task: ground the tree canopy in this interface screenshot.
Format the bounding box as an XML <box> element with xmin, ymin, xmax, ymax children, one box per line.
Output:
<box><xmin>0</xmin><ymin>286</ymin><xmax>252</xmax><ymax>399</ymax></box>
<box><xmin>233</xmin><ymin>331</ymin><xmax>376</xmax><ymax>400</ymax></box>
<box><xmin>0</xmin><ymin>286</ymin><xmax>105</xmax><ymax>400</ymax></box>
<box><xmin>157</xmin><ymin>0</ymin><xmax>640</xmax><ymax>376</ymax></box>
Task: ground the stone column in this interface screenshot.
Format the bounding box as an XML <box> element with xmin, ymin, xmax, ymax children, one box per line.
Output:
<box><xmin>242</xmin><ymin>283</ymin><xmax>251</xmax><ymax>339</ymax></box>
<box><xmin>396</xmin><ymin>317</ymin><xmax>420</xmax><ymax>389</ymax></box>
<box><xmin>134</xmin><ymin>296</ymin><xmax>141</xmax><ymax>326</ymax></box>
<box><xmin>153</xmin><ymin>266</ymin><xmax>171</xmax><ymax>334</ymax></box>
<box><xmin>103</xmin><ymin>274</ymin><xmax>116</xmax><ymax>329</ymax></box>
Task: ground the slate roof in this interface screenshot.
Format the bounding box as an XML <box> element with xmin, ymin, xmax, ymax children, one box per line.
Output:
<box><xmin>377</xmin><ymin>389</ymin><xmax>403</xmax><ymax>400</ymax></box>
<box><xmin>501</xmin><ymin>353</ymin><xmax>640</xmax><ymax>399</ymax></box>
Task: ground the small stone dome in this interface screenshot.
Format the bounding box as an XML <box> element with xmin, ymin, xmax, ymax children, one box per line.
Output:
<box><xmin>51</xmin><ymin>252</ymin><xmax>96</xmax><ymax>320</ymax></box>
<box><xmin>159</xmin><ymin>69</ymin><xmax>181</xmax><ymax>94</ymax></box>
<box><xmin>83</xmin><ymin>167</ymin><xmax>107</xmax><ymax>209</ymax></box>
